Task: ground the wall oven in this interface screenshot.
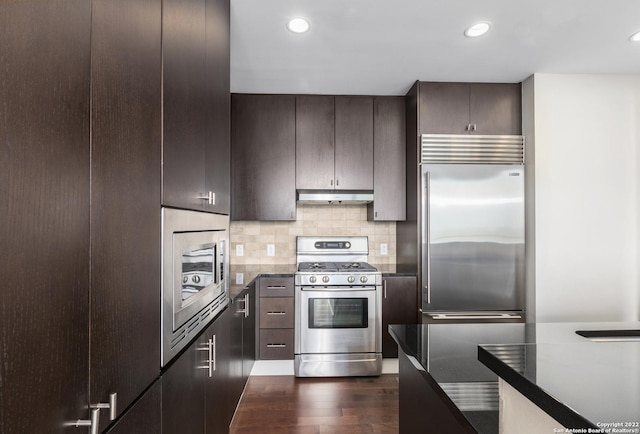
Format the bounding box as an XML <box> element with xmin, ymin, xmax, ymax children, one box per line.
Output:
<box><xmin>161</xmin><ymin>208</ymin><xmax>229</xmax><ymax>366</ymax></box>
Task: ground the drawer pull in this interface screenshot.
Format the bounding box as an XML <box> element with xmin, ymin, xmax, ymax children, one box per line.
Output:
<box><xmin>266</xmin><ymin>311</ymin><xmax>287</xmax><ymax>315</ymax></box>
<box><xmin>267</xmin><ymin>286</ymin><xmax>287</xmax><ymax>290</ymax></box>
<box><xmin>266</xmin><ymin>344</ymin><xmax>287</xmax><ymax>348</ymax></box>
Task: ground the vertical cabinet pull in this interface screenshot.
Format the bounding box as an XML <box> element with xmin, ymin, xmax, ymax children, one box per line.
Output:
<box><xmin>90</xmin><ymin>393</ymin><xmax>117</xmax><ymax>421</ymax></box>
<box><xmin>383</xmin><ymin>280</ymin><xmax>387</xmax><ymax>299</ymax></box>
<box><xmin>198</xmin><ymin>191</ymin><xmax>215</xmax><ymax>205</ymax></box>
<box><xmin>65</xmin><ymin>408</ymin><xmax>100</xmax><ymax>434</ymax></box>
<box><xmin>207</xmin><ymin>335</ymin><xmax>216</xmax><ymax>377</ymax></box>
<box><xmin>243</xmin><ymin>293</ymin><xmax>250</xmax><ymax>318</ymax></box>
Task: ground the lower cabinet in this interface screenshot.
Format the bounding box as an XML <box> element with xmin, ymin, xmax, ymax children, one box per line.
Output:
<box><xmin>258</xmin><ymin>276</ymin><xmax>295</xmax><ymax>360</ymax></box>
<box><xmin>382</xmin><ymin>275</ymin><xmax>418</xmax><ymax>358</ymax></box>
<box><xmin>106</xmin><ymin>381</ymin><xmax>161</xmax><ymax>434</ymax></box>
<box><xmin>162</xmin><ymin>287</ymin><xmax>256</xmax><ymax>434</ymax></box>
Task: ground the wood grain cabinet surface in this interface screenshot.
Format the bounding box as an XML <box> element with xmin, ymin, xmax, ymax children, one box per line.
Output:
<box><xmin>418</xmin><ymin>81</ymin><xmax>522</xmax><ymax>135</ymax></box>
<box><xmin>231</xmin><ymin>94</ymin><xmax>296</xmax><ymax>221</ymax></box>
<box><xmin>368</xmin><ymin>96</ymin><xmax>406</xmax><ymax>221</ymax></box>
<box><xmin>258</xmin><ymin>277</ymin><xmax>295</xmax><ymax>360</ymax></box>
<box><xmin>382</xmin><ymin>275</ymin><xmax>418</xmax><ymax>358</ymax></box>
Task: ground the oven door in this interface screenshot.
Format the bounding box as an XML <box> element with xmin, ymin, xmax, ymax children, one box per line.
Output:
<box><xmin>297</xmin><ymin>286</ymin><xmax>379</xmax><ymax>354</ymax></box>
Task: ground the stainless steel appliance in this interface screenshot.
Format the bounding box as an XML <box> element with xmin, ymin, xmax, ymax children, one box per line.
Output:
<box><xmin>420</xmin><ymin>134</ymin><xmax>525</xmax><ymax>322</ymax></box>
<box><xmin>161</xmin><ymin>208</ymin><xmax>229</xmax><ymax>366</ymax></box>
<box><xmin>294</xmin><ymin>236</ymin><xmax>382</xmax><ymax>377</ymax></box>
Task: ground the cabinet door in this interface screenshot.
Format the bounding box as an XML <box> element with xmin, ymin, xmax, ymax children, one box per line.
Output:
<box><xmin>0</xmin><ymin>1</ymin><xmax>91</xmax><ymax>431</ymax></box>
<box><xmin>227</xmin><ymin>293</ymin><xmax>245</xmax><ymax>423</ymax></box>
<box><xmin>90</xmin><ymin>0</ymin><xmax>161</xmax><ymax>427</ymax></box>
<box><xmin>469</xmin><ymin>83</ymin><xmax>522</xmax><ymax>135</ymax></box>
<box><xmin>242</xmin><ymin>285</ymin><xmax>257</xmax><ymax>380</ymax></box>
<box><xmin>418</xmin><ymin>82</ymin><xmax>470</xmax><ymax>134</ymax></box>
<box><xmin>369</xmin><ymin>96</ymin><xmax>406</xmax><ymax>221</ymax></box>
<box><xmin>231</xmin><ymin>94</ymin><xmax>296</xmax><ymax>220</ymax></box>
<box><xmin>162</xmin><ymin>333</ymin><xmax>206</xmax><ymax>434</ymax></box>
<box><xmin>334</xmin><ymin>96</ymin><xmax>374</xmax><ymax>190</ymax></box>
<box><xmin>162</xmin><ymin>0</ymin><xmax>207</xmax><ymax>210</ymax></box>
<box><xmin>204</xmin><ymin>312</ymin><xmax>231</xmax><ymax>434</ymax></box>
<box><xmin>382</xmin><ymin>276</ymin><xmax>418</xmax><ymax>358</ymax></box>
<box><xmin>296</xmin><ymin>95</ymin><xmax>335</xmax><ymax>190</ymax></box>
<box><xmin>205</xmin><ymin>0</ymin><xmax>231</xmax><ymax>214</ymax></box>
<box><xmin>105</xmin><ymin>381</ymin><xmax>161</xmax><ymax>434</ymax></box>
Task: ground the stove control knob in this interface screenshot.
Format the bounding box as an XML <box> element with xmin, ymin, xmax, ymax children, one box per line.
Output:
<box><xmin>360</xmin><ymin>276</ymin><xmax>368</xmax><ymax>283</ymax></box>
<box><xmin>309</xmin><ymin>276</ymin><xmax>317</xmax><ymax>284</ymax></box>
<box><xmin>192</xmin><ymin>275</ymin><xmax>201</xmax><ymax>284</ymax></box>
<box><xmin>347</xmin><ymin>276</ymin><xmax>356</xmax><ymax>284</ymax></box>
<box><xmin>322</xmin><ymin>276</ymin><xmax>330</xmax><ymax>283</ymax></box>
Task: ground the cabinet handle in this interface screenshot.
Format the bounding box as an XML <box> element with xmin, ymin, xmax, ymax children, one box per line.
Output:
<box><xmin>266</xmin><ymin>285</ymin><xmax>286</xmax><ymax>290</ymax></box>
<box><xmin>89</xmin><ymin>393</ymin><xmax>117</xmax><ymax>421</ymax></box>
<box><xmin>237</xmin><ymin>293</ymin><xmax>250</xmax><ymax>318</ymax></box>
<box><xmin>197</xmin><ymin>191</ymin><xmax>215</xmax><ymax>205</ymax></box>
<box><xmin>65</xmin><ymin>408</ymin><xmax>100</xmax><ymax>434</ymax></box>
<box><xmin>207</xmin><ymin>335</ymin><xmax>216</xmax><ymax>377</ymax></box>
<box><xmin>266</xmin><ymin>311</ymin><xmax>287</xmax><ymax>315</ymax></box>
<box><xmin>330</xmin><ymin>179</ymin><xmax>334</xmax><ymax>187</ymax></box>
<box><xmin>266</xmin><ymin>344</ymin><xmax>286</xmax><ymax>348</ymax></box>
<box><xmin>383</xmin><ymin>280</ymin><xmax>387</xmax><ymax>299</ymax></box>
<box><xmin>471</xmin><ymin>124</ymin><xmax>477</xmax><ymax>132</ymax></box>
<box><xmin>336</xmin><ymin>179</ymin><xmax>339</xmax><ymax>187</ymax></box>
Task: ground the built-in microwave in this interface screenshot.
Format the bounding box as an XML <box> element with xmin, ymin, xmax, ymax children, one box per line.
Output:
<box><xmin>161</xmin><ymin>207</ymin><xmax>229</xmax><ymax>366</ymax></box>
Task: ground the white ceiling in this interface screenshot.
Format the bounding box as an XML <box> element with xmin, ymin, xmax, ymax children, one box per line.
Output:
<box><xmin>230</xmin><ymin>0</ymin><xmax>640</xmax><ymax>95</ymax></box>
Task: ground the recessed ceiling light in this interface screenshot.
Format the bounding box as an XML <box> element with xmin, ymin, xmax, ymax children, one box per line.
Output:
<box><xmin>629</xmin><ymin>30</ymin><xmax>640</xmax><ymax>42</ymax></box>
<box><xmin>464</xmin><ymin>22</ymin><xmax>491</xmax><ymax>38</ymax></box>
<box><xmin>287</xmin><ymin>17</ymin><xmax>310</xmax><ymax>34</ymax></box>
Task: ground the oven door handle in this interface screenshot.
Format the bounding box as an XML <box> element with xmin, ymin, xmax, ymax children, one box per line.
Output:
<box><xmin>298</xmin><ymin>285</ymin><xmax>378</xmax><ymax>292</ymax></box>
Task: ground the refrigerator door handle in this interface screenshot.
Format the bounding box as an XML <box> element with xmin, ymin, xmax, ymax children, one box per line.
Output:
<box><xmin>423</xmin><ymin>170</ymin><xmax>431</xmax><ymax>305</ymax></box>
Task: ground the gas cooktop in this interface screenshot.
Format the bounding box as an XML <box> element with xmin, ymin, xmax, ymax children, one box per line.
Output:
<box><xmin>297</xmin><ymin>262</ymin><xmax>378</xmax><ymax>273</ymax></box>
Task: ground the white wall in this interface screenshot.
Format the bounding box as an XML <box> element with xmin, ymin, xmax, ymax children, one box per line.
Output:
<box><xmin>527</xmin><ymin>74</ymin><xmax>640</xmax><ymax>322</ymax></box>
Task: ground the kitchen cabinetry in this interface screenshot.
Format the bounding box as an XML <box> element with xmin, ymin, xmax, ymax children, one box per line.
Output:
<box><xmin>258</xmin><ymin>277</ymin><xmax>295</xmax><ymax>360</ymax></box>
<box><xmin>228</xmin><ymin>285</ymin><xmax>256</xmax><ymax>424</ymax></box>
<box><xmin>162</xmin><ymin>311</ymin><xmax>229</xmax><ymax>434</ymax></box>
<box><xmin>90</xmin><ymin>0</ymin><xmax>162</xmax><ymax>429</ymax></box>
<box><xmin>231</xmin><ymin>94</ymin><xmax>296</xmax><ymax>221</ymax></box>
<box><xmin>163</xmin><ymin>0</ymin><xmax>230</xmax><ymax>213</ymax></box>
<box><xmin>0</xmin><ymin>1</ymin><xmax>91</xmax><ymax>431</ymax></box>
<box><xmin>368</xmin><ymin>96</ymin><xmax>406</xmax><ymax>221</ymax></box>
<box><xmin>296</xmin><ymin>95</ymin><xmax>335</xmax><ymax>190</ymax></box>
<box><xmin>105</xmin><ymin>381</ymin><xmax>161</xmax><ymax>434</ymax></box>
<box><xmin>296</xmin><ymin>96</ymin><xmax>374</xmax><ymax>191</ymax></box>
<box><xmin>418</xmin><ymin>81</ymin><xmax>522</xmax><ymax>135</ymax></box>
<box><xmin>382</xmin><ymin>275</ymin><xmax>418</xmax><ymax>358</ymax></box>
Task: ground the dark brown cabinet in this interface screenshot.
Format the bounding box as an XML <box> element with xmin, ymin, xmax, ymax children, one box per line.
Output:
<box><xmin>163</xmin><ymin>0</ymin><xmax>230</xmax><ymax>213</ymax></box>
<box><xmin>258</xmin><ymin>277</ymin><xmax>295</xmax><ymax>360</ymax></box>
<box><xmin>105</xmin><ymin>381</ymin><xmax>161</xmax><ymax>434</ymax></box>
<box><xmin>368</xmin><ymin>96</ymin><xmax>406</xmax><ymax>221</ymax></box>
<box><xmin>418</xmin><ymin>81</ymin><xmax>522</xmax><ymax>135</ymax></box>
<box><xmin>295</xmin><ymin>95</ymin><xmax>374</xmax><ymax>191</ymax></box>
<box><xmin>382</xmin><ymin>275</ymin><xmax>418</xmax><ymax>358</ymax></box>
<box><xmin>231</xmin><ymin>94</ymin><xmax>296</xmax><ymax>221</ymax></box>
<box><xmin>0</xmin><ymin>1</ymin><xmax>91</xmax><ymax>431</ymax></box>
<box><xmin>90</xmin><ymin>0</ymin><xmax>162</xmax><ymax>429</ymax></box>
<box><xmin>296</xmin><ymin>95</ymin><xmax>335</xmax><ymax>190</ymax></box>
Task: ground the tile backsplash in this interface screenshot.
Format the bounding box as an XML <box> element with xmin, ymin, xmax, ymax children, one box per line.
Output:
<box><xmin>230</xmin><ymin>204</ymin><xmax>396</xmax><ymax>270</ymax></box>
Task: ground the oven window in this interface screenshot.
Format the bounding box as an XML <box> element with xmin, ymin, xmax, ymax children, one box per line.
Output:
<box><xmin>181</xmin><ymin>244</ymin><xmax>216</xmax><ymax>301</ymax></box>
<box><xmin>309</xmin><ymin>298</ymin><xmax>368</xmax><ymax>328</ymax></box>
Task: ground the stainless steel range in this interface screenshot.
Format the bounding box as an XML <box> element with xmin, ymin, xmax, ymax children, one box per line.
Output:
<box><xmin>294</xmin><ymin>236</ymin><xmax>382</xmax><ymax>377</ymax></box>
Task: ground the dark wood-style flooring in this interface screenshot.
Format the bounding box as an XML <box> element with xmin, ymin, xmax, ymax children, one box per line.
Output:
<box><xmin>230</xmin><ymin>375</ymin><xmax>399</xmax><ymax>434</ymax></box>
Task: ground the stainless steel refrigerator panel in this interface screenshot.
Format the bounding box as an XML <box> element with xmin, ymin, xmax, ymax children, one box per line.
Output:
<box><xmin>421</xmin><ymin>164</ymin><xmax>525</xmax><ymax>312</ymax></box>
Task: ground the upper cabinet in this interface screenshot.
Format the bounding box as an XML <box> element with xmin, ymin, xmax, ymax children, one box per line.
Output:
<box><xmin>418</xmin><ymin>81</ymin><xmax>522</xmax><ymax>135</ymax></box>
<box><xmin>163</xmin><ymin>0</ymin><xmax>230</xmax><ymax>213</ymax></box>
<box><xmin>231</xmin><ymin>94</ymin><xmax>296</xmax><ymax>221</ymax></box>
<box><xmin>296</xmin><ymin>95</ymin><xmax>374</xmax><ymax>191</ymax></box>
<box><xmin>368</xmin><ymin>96</ymin><xmax>406</xmax><ymax>221</ymax></box>
<box><xmin>296</xmin><ymin>95</ymin><xmax>335</xmax><ymax>190</ymax></box>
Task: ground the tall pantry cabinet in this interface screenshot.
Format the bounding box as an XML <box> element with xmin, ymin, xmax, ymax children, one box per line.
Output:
<box><xmin>0</xmin><ymin>0</ymin><xmax>231</xmax><ymax>431</ymax></box>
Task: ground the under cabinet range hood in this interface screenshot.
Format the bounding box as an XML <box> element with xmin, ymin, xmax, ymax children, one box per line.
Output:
<box><xmin>297</xmin><ymin>190</ymin><xmax>374</xmax><ymax>205</ymax></box>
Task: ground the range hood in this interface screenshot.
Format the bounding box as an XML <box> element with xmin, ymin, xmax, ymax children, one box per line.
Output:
<box><xmin>297</xmin><ymin>190</ymin><xmax>374</xmax><ymax>205</ymax></box>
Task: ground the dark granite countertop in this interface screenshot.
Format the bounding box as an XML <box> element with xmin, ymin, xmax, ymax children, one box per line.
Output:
<box><xmin>228</xmin><ymin>263</ymin><xmax>296</xmax><ymax>298</ymax></box>
<box><xmin>389</xmin><ymin>322</ymin><xmax>640</xmax><ymax>434</ymax></box>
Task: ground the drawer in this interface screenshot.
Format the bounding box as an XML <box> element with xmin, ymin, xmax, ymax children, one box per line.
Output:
<box><xmin>259</xmin><ymin>277</ymin><xmax>294</xmax><ymax>297</ymax></box>
<box><xmin>259</xmin><ymin>297</ymin><xmax>294</xmax><ymax>328</ymax></box>
<box><xmin>259</xmin><ymin>329</ymin><xmax>294</xmax><ymax>360</ymax></box>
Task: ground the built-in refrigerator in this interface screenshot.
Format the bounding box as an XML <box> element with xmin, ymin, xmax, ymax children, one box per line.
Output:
<box><xmin>418</xmin><ymin>134</ymin><xmax>525</xmax><ymax>321</ymax></box>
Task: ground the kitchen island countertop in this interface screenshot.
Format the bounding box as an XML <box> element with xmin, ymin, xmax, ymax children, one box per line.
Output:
<box><xmin>389</xmin><ymin>322</ymin><xmax>640</xmax><ymax>434</ymax></box>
